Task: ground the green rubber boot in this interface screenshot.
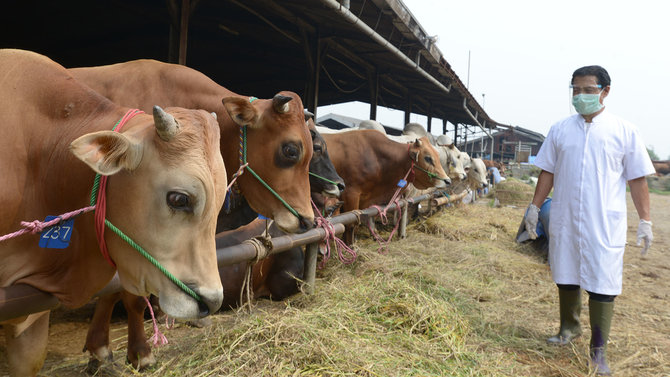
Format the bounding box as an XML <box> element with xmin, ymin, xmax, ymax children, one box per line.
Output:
<box><xmin>547</xmin><ymin>287</ymin><xmax>582</xmax><ymax>345</ymax></box>
<box><xmin>589</xmin><ymin>299</ymin><xmax>614</xmax><ymax>376</ymax></box>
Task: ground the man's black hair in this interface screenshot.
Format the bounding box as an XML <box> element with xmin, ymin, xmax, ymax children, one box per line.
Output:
<box><xmin>572</xmin><ymin>65</ymin><xmax>611</xmax><ymax>87</ymax></box>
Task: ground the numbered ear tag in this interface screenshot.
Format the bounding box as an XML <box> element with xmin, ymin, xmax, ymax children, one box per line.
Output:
<box><xmin>39</xmin><ymin>216</ymin><xmax>75</xmax><ymax>249</ymax></box>
<box><xmin>397</xmin><ymin>179</ymin><xmax>407</xmax><ymax>188</ymax></box>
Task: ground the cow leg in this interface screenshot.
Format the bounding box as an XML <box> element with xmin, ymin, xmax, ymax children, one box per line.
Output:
<box><xmin>121</xmin><ymin>291</ymin><xmax>155</xmax><ymax>370</ymax></box>
<box><xmin>341</xmin><ymin>191</ymin><xmax>361</xmax><ymax>246</ymax></box>
<box><xmin>5</xmin><ymin>311</ymin><xmax>50</xmax><ymax>377</ymax></box>
<box><xmin>84</xmin><ymin>292</ymin><xmax>120</xmax><ymax>373</ymax></box>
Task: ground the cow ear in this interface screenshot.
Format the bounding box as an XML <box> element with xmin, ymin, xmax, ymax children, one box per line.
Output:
<box><xmin>222</xmin><ymin>97</ymin><xmax>260</xmax><ymax>128</ymax></box>
<box><xmin>70</xmin><ymin>131</ymin><xmax>143</xmax><ymax>175</ymax></box>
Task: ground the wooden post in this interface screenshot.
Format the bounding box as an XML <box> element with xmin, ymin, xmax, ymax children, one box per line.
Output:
<box><xmin>369</xmin><ymin>69</ymin><xmax>379</xmax><ymax>120</ymax></box>
<box><xmin>404</xmin><ymin>95</ymin><xmax>412</xmax><ymax>125</ymax></box>
<box><xmin>303</xmin><ymin>242</ymin><xmax>318</xmax><ymax>295</ymax></box>
<box><xmin>400</xmin><ymin>201</ymin><xmax>408</xmax><ymax>238</ymax></box>
<box><xmin>453</xmin><ymin>123</ymin><xmax>458</xmax><ymax>146</ymax></box>
<box><xmin>426</xmin><ymin>102</ymin><xmax>432</xmax><ymax>132</ymax></box>
<box><xmin>178</xmin><ymin>0</ymin><xmax>190</xmax><ymax>65</ymax></box>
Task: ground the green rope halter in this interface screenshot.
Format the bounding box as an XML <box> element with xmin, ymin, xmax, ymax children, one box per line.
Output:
<box><xmin>309</xmin><ymin>171</ymin><xmax>340</xmax><ymax>185</ymax></box>
<box><xmin>413</xmin><ymin>164</ymin><xmax>443</xmax><ymax>180</ymax></box>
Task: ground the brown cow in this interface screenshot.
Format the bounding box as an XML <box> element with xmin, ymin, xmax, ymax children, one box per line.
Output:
<box><xmin>82</xmin><ymin>119</ymin><xmax>344</xmax><ymax>371</ymax></box>
<box><xmin>652</xmin><ymin>160</ymin><xmax>670</xmax><ymax>176</ymax></box>
<box><xmin>321</xmin><ymin>129</ymin><xmax>450</xmax><ymax>244</ymax></box>
<box><xmin>70</xmin><ymin>60</ymin><xmax>317</xmax><ymax>370</ymax></box>
<box><xmin>482</xmin><ymin>159</ymin><xmax>506</xmax><ymax>174</ymax></box>
<box><xmin>216</xmin><ymin>219</ymin><xmax>305</xmax><ymax>310</ymax></box>
<box><xmin>0</xmin><ymin>49</ymin><xmax>226</xmax><ymax>376</ymax></box>
<box><xmin>70</xmin><ymin>59</ymin><xmax>314</xmax><ymax>233</ymax></box>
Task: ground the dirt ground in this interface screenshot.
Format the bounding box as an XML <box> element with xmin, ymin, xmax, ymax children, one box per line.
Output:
<box><xmin>1</xmin><ymin>192</ymin><xmax>669</xmax><ymax>376</ymax></box>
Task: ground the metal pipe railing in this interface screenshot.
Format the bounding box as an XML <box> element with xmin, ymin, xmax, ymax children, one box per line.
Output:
<box><xmin>0</xmin><ymin>189</ymin><xmax>469</xmax><ymax>322</ymax></box>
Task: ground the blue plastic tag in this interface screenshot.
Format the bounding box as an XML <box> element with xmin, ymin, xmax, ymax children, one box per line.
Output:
<box><xmin>257</xmin><ymin>214</ymin><xmax>269</xmax><ymax>220</ymax></box>
<box><xmin>38</xmin><ymin>216</ymin><xmax>74</xmax><ymax>249</ymax></box>
<box><xmin>397</xmin><ymin>179</ymin><xmax>407</xmax><ymax>188</ymax></box>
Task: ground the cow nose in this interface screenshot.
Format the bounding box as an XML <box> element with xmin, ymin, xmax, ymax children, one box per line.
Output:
<box><xmin>443</xmin><ymin>178</ymin><xmax>451</xmax><ymax>186</ymax></box>
<box><xmin>337</xmin><ymin>181</ymin><xmax>346</xmax><ymax>192</ymax></box>
<box><xmin>196</xmin><ymin>293</ymin><xmax>222</xmax><ymax>318</ymax></box>
<box><xmin>299</xmin><ymin>216</ymin><xmax>314</xmax><ymax>232</ymax></box>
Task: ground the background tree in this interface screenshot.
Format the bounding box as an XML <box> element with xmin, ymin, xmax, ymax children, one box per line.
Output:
<box><xmin>647</xmin><ymin>147</ymin><xmax>660</xmax><ymax>161</ymax></box>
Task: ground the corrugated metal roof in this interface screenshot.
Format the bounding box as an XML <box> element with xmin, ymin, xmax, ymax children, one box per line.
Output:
<box><xmin>1</xmin><ymin>0</ymin><xmax>506</xmax><ymax>130</ymax></box>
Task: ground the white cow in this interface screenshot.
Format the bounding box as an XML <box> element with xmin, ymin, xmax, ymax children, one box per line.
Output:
<box><xmin>436</xmin><ymin>136</ymin><xmax>467</xmax><ymax>182</ymax></box>
<box><xmin>358</xmin><ymin>119</ymin><xmax>386</xmax><ymax>134</ymax></box>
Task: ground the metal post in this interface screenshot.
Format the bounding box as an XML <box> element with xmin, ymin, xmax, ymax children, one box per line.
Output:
<box><xmin>303</xmin><ymin>242</ymin><xmax>318</xmax><ymax>294</ymax></box>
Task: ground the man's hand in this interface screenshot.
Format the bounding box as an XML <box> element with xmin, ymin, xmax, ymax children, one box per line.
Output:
<box><xmin>636</xmin><ymin>219</ymin><xmax>653</xmax><ymax>255</ymax></box>
<box><xmin>525</xmin><ymin>203</ymin><xmax>540</xmax><ymax>240</ymax></box>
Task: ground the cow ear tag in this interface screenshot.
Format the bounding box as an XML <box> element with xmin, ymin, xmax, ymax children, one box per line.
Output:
<box><xmin>38</xmin><ymin>216</ymin><xmax>75</xmax><ymax>249</ymax></box>
<box><xmin>397</xmin><ymin>179</ymin><xmax>407</xmax><ymax>188</ymax></box>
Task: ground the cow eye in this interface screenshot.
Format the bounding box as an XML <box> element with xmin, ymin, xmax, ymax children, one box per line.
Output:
<box><xmin>313</xmin><ymin>144</ymin><xmax>323</xmax><ymax>154</ymax></box>
<box><xmin>167</xmin><ymin>191</ymin><xmax>192</xmax><ymax>212</ymax></box>
<box><xmin>424</xmin><ymin>156</ymin><xmax>434</xmax><ymax>165</ymax></box>
<box><xmin>282</xmin><ymin>143</ymin><xmax>300</xmax><ymax>161</ymax></box>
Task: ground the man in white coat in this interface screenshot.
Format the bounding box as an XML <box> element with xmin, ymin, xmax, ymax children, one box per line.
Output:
<box><xmin>525</xmin><ymin>65</ymin><xmax>655</xmax><ymax>375</ymax></box>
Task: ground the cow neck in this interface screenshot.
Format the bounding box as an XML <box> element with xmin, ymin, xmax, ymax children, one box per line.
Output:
<box><xmin>90</xmin><ymin>109</ymin><xmax>202</xmax><ymax>303</ymax></box>
<box><xmin>227</xmin><ymin>96</ymin><xmax>302</xmax><ymax>222</ymax></box>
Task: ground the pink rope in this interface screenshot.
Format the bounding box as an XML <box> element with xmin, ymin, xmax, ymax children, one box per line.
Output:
<box><xmin>366</xmin><ymin>165</ymin><xmax>412</xmax><ymax>253</ymax></box>
<box><xmin>368</xmin><ymin>196</ymin><xmax>403</xmax><ymax>254</ymax></box>
<box><xmin>226</xmin><ymin>163</ymin><xmax>248</xmax><ymax>193</ymax></box>
<box><xmin>143</xmin><ymin>296</ymin><xmax>168</xmax><ymax>347</ymax></box>
<box><xmin>95</xmin><ymin>109</ymin><xmax>144</xmax><ymax>267</ymax></box>
<box><xmin>0</xmin><ymin>205</ymin><xmax>96</xmax><ymax>242</ymax></box>
<box><xmin>311</xmin><ymin>199</ymin><xmax>357</xmax><ymax>269</ymax></box>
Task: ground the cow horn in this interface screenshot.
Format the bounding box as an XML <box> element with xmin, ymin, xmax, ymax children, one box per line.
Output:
<box><xmin>153</xmin><ymin>105</ymin><xmax>179</xmax><ymax>141</ymax></box>
<box><xmin>304</xmin><ymin>109</ymin><xmax>314</xmax><ymax>120</ymax></box>
<box><xmin>272</xmin><ymin>94</ymin><xmax>293</xmax><ymax>114</ymax></box>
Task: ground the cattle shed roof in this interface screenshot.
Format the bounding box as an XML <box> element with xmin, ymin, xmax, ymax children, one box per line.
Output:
<box><xmin>1</xmin><ymin>0</ymin><xmax>505</xmax><ymax>130</ymax></box>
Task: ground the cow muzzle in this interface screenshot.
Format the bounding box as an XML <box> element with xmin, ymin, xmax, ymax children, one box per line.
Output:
<box><xmin>322</xmin><ymin>183</ymin><xmax>343</xmax><ymax>198</ymax></box>
<box><xmin>158</xmin><ymin>285</ymin><xmax>223</xmax><ymax>320</ymax></box>
<box><xmin>274</xmin><ymin>210</ymin><xmax>315</xmax><ymax>234</ymax></box>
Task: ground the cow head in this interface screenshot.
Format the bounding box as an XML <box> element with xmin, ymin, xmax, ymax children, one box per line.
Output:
<box><xmin>468</xmin><ymin>158</ymin><xmax>489</xmax><ymax>189</ymax></box>
<box><xmin>408</xmin><ymin>137</ymin><xmax>450</xmax><ymax>189</ymax></box>
<box><xmin>307</xmin><ymin>118</ymin><xmax>345</xmax><ymax>198</ymax></box>
<box><xmin>436</xmin><ymin>136</ymin><xmax>467</xmax><ymax>182</ymax></box>
<box><xmin>222</xmin><ymin>92</ymin><xmax>314</xmax><ymax>233</ymax></box>
<box><xmin>70</xmin><ymin>106</ymin><xmax>226</xmax><ymax>320</ymax></box>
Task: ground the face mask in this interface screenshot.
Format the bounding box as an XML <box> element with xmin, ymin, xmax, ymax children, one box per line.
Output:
<box><xmin>572</xmin><ymin>93</ymin><xmax>603</xmax><ymax>115</ymax></box>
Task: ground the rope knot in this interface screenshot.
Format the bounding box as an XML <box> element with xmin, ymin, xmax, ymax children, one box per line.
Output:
<box><xmin>243</xmin><ymin>236</ymin><xmax>272</xmax><ymax>262</ymax></box>
<box><xmin>20</xmin><ymin>220</ymin><xmax>47</xmax><ymax>234</ymax></box>
<box><xmin>311</xmin><ymin>199</ymin><xmax>357</xmax><ymax>268</ymax></box>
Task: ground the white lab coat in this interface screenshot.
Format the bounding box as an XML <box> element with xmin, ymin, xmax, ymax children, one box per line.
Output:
<box><xmin>534</xmin><ymin>110</ymin><xmax>655</xmax><ymax>295</ymax></box>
